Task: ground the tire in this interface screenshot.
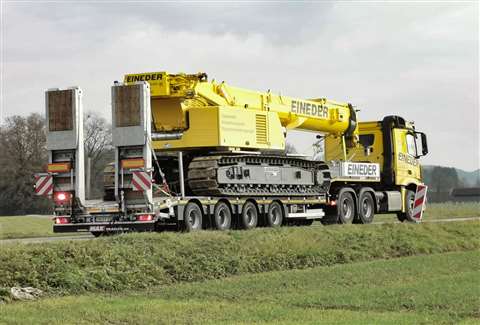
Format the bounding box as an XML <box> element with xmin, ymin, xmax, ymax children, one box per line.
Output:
<box><xmin>213</xmin><ymin>201</ymin><xmax>232</xmax><ymax>230</ymax></box>
<box><xmin>240</xmin><ymin>201</ymin><xmax>258</xmax><ymax>230</ymax></box>
<box><xmin>397</xmin><ymin>190</ymin><xmax>416</xmax><ymax>223</ymax></box>
<box><xmin>181</xmin><ymin>201</ymin><xmax>203</xmax><ymax>232</ymax></box>
<box><xmin>91</xmin><ymin>231</ymin><xmax>103</xmax><ymax>237</ymax></box>
<box><xmin>266</xmin><ymin>201</ymin><xmax>283</xmax><ymax>227</ymax></box>
<box><xmin>357</xmin><ymin>192</ymin><xmax>375</xmax><ymax>224</ymax></box>
<box><xmin>337</xmin><ymin>191</ymin><xmax>355</xmax><ymax>224</ymax></box>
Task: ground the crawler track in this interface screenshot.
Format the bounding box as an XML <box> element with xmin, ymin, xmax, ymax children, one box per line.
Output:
<box><xmin>187</xmin><ymin>154</ymin><xmax>331</xmax><ymax>197</ymax></box>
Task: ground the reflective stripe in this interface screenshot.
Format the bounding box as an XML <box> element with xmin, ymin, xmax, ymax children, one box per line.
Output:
<box><xmin>412</xmin><ymin>185</ymin><xmax>428</xmax><ymax>220</ymax></box>
<box><xmin>35</xmin><ymin>175</ymin><xmax>53</xmax><ymax>196</ymax></box>
<box><xmin>132</xmin><ymin>171</ymin><xmax>151</xmax><ymax>192</ymax></box>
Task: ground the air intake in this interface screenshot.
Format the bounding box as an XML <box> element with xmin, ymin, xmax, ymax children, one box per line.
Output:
<box><xmin>256</xmin><ymin>114</ymin><xmax>268</xmax><ymax>145</ymax></box>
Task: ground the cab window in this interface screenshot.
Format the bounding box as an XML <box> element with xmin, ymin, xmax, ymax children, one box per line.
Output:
<box><xmin>406</xmin><ymin>133</ymin><xmax>417</xmax><ymax>156</ymax></box>
<box><xmin>359</xmin><ymin>134</ymin><xmax>374</xmax><ymax>147</ymax></box>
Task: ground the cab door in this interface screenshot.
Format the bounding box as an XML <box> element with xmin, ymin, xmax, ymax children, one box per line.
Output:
<box><xmin>393</xmin><ymin>129</ymin><xmax>422</xmax><ymax>186</ymax></box>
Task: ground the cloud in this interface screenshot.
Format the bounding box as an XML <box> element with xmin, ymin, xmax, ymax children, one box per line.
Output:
<box><xmin>2</xmin><ymin>2</ymin><xmax>478</xmax><ymax>170</ymax></box>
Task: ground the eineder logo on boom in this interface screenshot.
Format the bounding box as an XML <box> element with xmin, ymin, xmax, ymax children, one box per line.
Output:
<box><xmin>291</xmin><ymin>100</ymin><xmax>328</xmax><ymax>119</ymax></box>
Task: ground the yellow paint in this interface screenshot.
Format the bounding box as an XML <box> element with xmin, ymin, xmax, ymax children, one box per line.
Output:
<box><xmin>393</xmin><ymin>128</ymin><xmax>422</xmax><ymax>187</ymax></box>
<box><xmin>124</xmin><ymin>71</ymin><xmax>357</xmax><ymax>152</ymax></box>
<box><xmin>325</xmin><ymin>120</ymin><xmax>423</xmax><ymax>189</ymax></box>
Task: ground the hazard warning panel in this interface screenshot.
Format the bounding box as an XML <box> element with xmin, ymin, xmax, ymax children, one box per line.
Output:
<box><xmin>34</xmin><ymin>174</ymin><xmax>53</xmax><ymax>196</ymax></box>
<box><xmin>131</xmin><ymin>171</ymin><xmax>151</xmax><ymax>192</ymax></box>
<box><xmin>412</xmin><ymin>184</ymin><xmax>428</xmax><ymax>221</ymax></box>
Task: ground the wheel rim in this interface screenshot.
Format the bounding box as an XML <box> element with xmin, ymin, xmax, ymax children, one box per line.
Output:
<box><xmin>242</xmin><ymin>203</ymin><xmax>258</xmax><ymax>227</ymax></box>
<box><xmin>408</xmin><ymin>195</ymin><xmax>415</xmax><ymax>213</ymax></box>
<box><xmin>218</xmin><ymin>207</ymin><xmax>228</xmax><ymax>226</ymax></box>
<box><xmin>188</xmin><ymin>209</ymin><xmax>200</xmax><ymax>227</ymax></box>
<box><xmin>270</xmin><ymin>205</ymin><xmax>281</xmax><ymax>225</ymax></box>
<box><xmin>342</xmin><ymin>197</ymin><xmax>353</xmax><ymax>220</ymax></box>
<box><xmin>362</xmin><ymin>197</ymin><xmax>372</xmax><ymax>218</ymax></box>
<box><xmin>246</xmin><ymin>208</ymin><xmax>254</xmax><ymax>225</ymax></box>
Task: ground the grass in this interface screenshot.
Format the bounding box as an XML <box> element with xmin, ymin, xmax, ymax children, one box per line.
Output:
<box><xmin>360</xmin><ymin>201</ymin><xmax>479</xmax><ymax>223</ymax></box>
<box><xmin>0</xmin><ymin>202</ymin><xmax>477</xmax><ymax>240</ymax></box>
<box><xmin>0</xmin><ymin>250</ymin><xmax>478</xmax><ymax>324</ymax></box>
<box><xmin>422</xmin><ymin>201</ymin><xmax>480</xmax><ymax>218</ymax></box>
<box><xmin>0</xmin><ymin>215</ymin><xmax>84</xmax><ymax>240</ymax></box>
<box><xmin>0</xmin><ymin>221</ymin><xmax>478</xmax><ymax>296</ymax></box>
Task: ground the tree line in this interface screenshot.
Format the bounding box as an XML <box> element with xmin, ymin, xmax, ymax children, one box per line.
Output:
<box><xmin>0</xmin><ymin>112</ymin><xmax>112</xmax><ymax>215</ymax></box>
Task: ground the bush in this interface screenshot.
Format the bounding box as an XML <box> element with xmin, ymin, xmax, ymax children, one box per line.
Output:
<box><xmin>0</xmin><ymin>222</ymin><xmax>477</xmax><ymax>295</ymax></box>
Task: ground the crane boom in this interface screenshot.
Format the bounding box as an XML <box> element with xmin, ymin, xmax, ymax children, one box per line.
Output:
<box><xmin>124</xmin><ymin>71</ymin><xmax>358</xmax><ymax>152</ymax></box>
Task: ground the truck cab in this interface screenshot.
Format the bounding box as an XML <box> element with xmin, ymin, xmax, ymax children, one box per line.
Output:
<box><xmin>325</xmin><ymin>115</ymin><xmax>428</xmax><ymax>222</ymax></box>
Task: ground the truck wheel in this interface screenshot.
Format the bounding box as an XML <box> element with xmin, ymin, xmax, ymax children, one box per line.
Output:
<box><xmin>266</xmin><ymin>201</ymin><xmax>283</xmax><ymax>227</ymax></box>
<box><xmin>397</xmin><ymin>190</ymin><xmax>416</xmax><ymax>223</ymax></box>
<box><xmin>213</xmin><ymin>201</ymin><xmax>232</xmax><ymax>230</ymax></box>
<box><xmin>182</xmin><ymin>202</ymin><xmax>203</xmax><ymax>232</ymax></box>
<box><xmin>338</xmin><ymin>191</ymin><xmax>355</xmax><ymax>224</ymax></box>
<box><xmin>357</xmin><ymin>192</ymin><xmax>375</xmax><ymax>224</ymax></box>
<box><xmin>240</xmin><ymin>201</ymin><xmax>258</xmax><ymax>230</ymax></box>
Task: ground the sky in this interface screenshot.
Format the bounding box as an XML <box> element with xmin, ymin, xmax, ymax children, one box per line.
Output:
<box><xmin>1</xmin><ymin>1</ymin><xmax>479</xmax><ymax>171</ymax></box>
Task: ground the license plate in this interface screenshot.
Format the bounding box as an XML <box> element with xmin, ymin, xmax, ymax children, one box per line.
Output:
<box><xmin>89</xmin><ymin>226</ymin><xmax>105</xmax><ymax>232</ymax></box>
<box><xmin>95</xmin><ymin>216</ymin><xmax>111</xmax><ymax>222</ymax></box>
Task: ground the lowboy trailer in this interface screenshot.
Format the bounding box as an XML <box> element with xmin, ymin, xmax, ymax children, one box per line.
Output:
<box><xmin>35</xmin><ymin>72</ymin><xmax>429</xmax><ymax>236</ymax></box>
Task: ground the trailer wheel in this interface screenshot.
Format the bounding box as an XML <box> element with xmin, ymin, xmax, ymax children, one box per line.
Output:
<box><xmin>182</xmin><ymin>201</ymin><xmax>203</xmax><ymax>232</ymax></box>
<box><xmin>213</xmin><ymin>201</ymin><xmax>232</xmax><ymax>230</ymax></box>
<box><xmin>91</xmin><ymin>231</ymin><xmax>103</xmax><ymax>238</ymax></box>
<box><xmin>397</xmin><ymin>190</ymin><xmax>416</xmax><ymax>223</ymax></box>
<box><xmin>266</xmin><ymin>201</ymin><xmax>283</xmax><ymax>227</ymax></box>
<box><xmin>338</xmin><ymin>191</ymin><xmax>355</xmax><ymax>224</ymax></box>
<box><xmin>357</xmin><ymin>192</ymin><xmax>375</xmax><ymax>224</ymax></box>
<box><xmin>240</xmin><ymin>201</ymin><xmax>258</xmax><ymax>230</ymax></box>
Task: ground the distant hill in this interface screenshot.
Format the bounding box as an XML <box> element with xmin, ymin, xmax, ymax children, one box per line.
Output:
<box><xmin>423</xmin><ymin>165</ymin><xmax>479</xmax><ymax>187</ymax></box>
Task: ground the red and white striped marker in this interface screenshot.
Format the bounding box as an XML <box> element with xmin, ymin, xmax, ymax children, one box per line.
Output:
<box><xmin>412</xmin><ymin>184</ymin><xmax>428</xmax><ymax>221</ymax></box>
<box><xmin>34</xmin><ymin>174</ymin><xmax>53</xmax><ymax>196</ymax></box>
<box><xmin>132</xmin><ymin>170</ymin><xmax>152</xmax><ymax>192</ymax></box>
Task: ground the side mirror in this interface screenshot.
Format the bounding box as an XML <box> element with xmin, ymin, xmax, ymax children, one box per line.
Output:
<box><xmin>420</xmin><ymin>133</ymin><xmax>428</xmax><ymax>156</ymax></box>
<box><xmin>414</xmin><ymin>132</ymin><xmax>428</xmax><ymax>158</ymax></box>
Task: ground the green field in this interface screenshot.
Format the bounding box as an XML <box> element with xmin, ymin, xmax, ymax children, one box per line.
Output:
<box><xmin>0</xmin><ymin>217</ymin><xmax>478</xmax><ymax>324</ymax></box>
<box><xmin>374</xmin><ymin>201</ymin><xmax>479</xmax><ymax>222</ymax></box>
<box><xmin>0</xmin><ymin>215</ymin><xmax>83</xmax><ymax>240</ymax></box>
<box><xmin>0</xmin><ymin>251</ymin><xmax>478</xmax><ymax>324</ymax></box>
<box><xmin>0</xmin><ymin>202</ymin><xmax>478</xmax><ymax>240</ymax></box>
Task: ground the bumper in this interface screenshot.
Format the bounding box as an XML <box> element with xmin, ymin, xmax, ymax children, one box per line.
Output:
<box><xmin>53</xmin><ymin>221</ymin><xmax>156</xmax><ymax>233</ymax></box>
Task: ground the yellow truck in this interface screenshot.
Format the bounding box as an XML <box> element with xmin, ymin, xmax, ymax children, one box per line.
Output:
<box><xmin>36</xmin><ymin>71</ymin><xmax>428</xmax><ymax>235</ymax></box>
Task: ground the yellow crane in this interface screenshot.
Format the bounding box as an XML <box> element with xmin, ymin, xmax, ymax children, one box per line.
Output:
<box><xmin>43</xmin><ymin>71</ymin><xmax>429</xmax><ymax>236</ymax></box>
<box><xmin>124</xmin><ymin>72</ymin><xmax>358</xmax><ymax>156</ymax></box>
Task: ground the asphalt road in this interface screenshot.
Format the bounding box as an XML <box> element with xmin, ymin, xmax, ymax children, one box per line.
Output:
<box><xmin>0</xmin><ymin>216</ymin><xmax>478</xmax><ymax>245</ymax></box>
